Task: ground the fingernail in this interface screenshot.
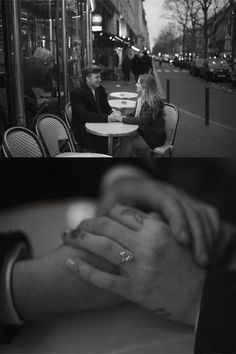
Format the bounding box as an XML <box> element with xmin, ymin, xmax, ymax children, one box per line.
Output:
<box><xmin>61</xmin><ymin>229</ymin><xmax>72</xmax><ymax>240</ymax></box>
<box><xmin>65</xmin><ymin>258</ymin><xmax>82</xmax><ymax>273</ymax></box>
<box><xmin>62</xmin><ymin>228</ymin><xmax>81</xmax><ymax>240</ymax></box>
<box><xmin>70</xmin><ymin>229</ymin><xmax>82</xmax><ymax>239</ymax></box>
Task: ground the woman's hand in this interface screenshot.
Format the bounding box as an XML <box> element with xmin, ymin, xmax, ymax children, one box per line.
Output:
<box><xmin>97</xmin><ymin>173</ymin><xmax>221</xmax><ymax>266</ymax></box>
<box><xmin>64</xmin><ymin>205</ymin><xmax>206</xmax><ymax>326</ymax></box>
<box><xmin>12</xmin><ymin>244</ymin><xmax>123</xmax><ymax>322</ymax></box>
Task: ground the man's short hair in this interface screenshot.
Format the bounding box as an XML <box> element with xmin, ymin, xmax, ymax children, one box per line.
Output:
<box><xmin>84</xmin><ymin>65</ymin><xmax>101</xmax><ymax>77</ymax></box>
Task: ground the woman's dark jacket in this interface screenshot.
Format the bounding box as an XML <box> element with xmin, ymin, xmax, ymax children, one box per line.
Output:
<box><xmin>122</xmin><ymin>100</ymin><xmax>166</xmax><ymax>149</ymax></box>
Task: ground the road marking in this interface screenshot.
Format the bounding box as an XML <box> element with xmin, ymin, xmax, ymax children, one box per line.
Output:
<box><xmin>173</xmin><ymin>70</ymin><xmax>180</xmax><ymax>73</ymax></box>
<box><xmin>182</xmin><ymin>70</ymin><xmax>189</xmax><ymax>73</ymax></box>
<box><xmin>178</xmin><ymin>106</ymin><xmax>236</xmax><ymax>132</ymax></box>
<box><xmin>164</xmin><ymin>69</ymin><xmax>171</xmax><ymax>72</ymax></box>
<box><xmin>156</xmin><ymin>70</ymin><xmax>162</xmax><ymax>72</ymax></box>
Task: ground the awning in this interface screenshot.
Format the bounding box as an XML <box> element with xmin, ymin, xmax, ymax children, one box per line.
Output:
<box><xmin>93</xmin><ymin>31</ymin><xmax>133</xmax><ymax>48</ymax></box>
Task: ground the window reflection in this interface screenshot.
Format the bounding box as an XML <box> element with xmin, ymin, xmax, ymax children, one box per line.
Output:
<box><xmin>67</xmin><ymin>0</ymin><xmax>86</xmax><ymax>91</ymax></box>
<box><xmin>0</xmin><ymin>0</ymin><xmax>92</xmax><ymax>133</ymax></box>
<box><xmin>20</xmin><ymin>0</ymin><xmax>61</xmax><ymax>127</ymax></box>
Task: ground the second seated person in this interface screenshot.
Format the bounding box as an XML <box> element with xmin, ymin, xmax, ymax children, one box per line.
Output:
<box><xmin>115</xmin><ymin>74</ymin><xmax>166</xmax><ymax>157</ymax></box>
<box><xmin>71</xmin><ymin>65</ymin><xmax>121</xmax><ymax>154</ymax></box>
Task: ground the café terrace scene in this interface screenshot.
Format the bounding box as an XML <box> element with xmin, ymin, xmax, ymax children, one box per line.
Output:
<box><xmin>0</xmin><ymin>0</ymin><xmax>236</xmax><ymax>157</ymax></box>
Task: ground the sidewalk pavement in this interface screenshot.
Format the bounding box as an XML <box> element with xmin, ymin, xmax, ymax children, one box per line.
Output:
<box><xmin>103</xmin><ymin>77</ymin><xmax>236</xmax><ymax>158</ymax></box>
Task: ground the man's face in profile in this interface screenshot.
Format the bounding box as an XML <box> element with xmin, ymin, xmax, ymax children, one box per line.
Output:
<box><xmin>87</xmin><ymin>73</ymin><xmax>102</xmax><ymax>89</ymax></box>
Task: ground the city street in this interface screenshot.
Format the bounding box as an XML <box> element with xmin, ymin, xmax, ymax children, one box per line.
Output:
<box><xmin>104</xmin><ymin>62</ymin><xmax>236</xmax><ymax>157</ymax></box>
<box><xmin>154</xmin><ymin>62</ymin><xmax>236</xmax><ymax>157</ymax></box>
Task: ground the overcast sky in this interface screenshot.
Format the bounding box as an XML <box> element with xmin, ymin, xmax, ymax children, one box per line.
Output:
<box><xmin>143</xmin><ymin>0</ymin><xmax>169</xmax><ymax>49</ymax></box>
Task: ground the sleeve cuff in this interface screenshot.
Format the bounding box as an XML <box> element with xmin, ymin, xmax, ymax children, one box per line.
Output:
<box><xmin>0</xmin><ymin>241</ymin><xmax>31</xmax><ymax>325</ymax></box>
<box><xmin>194</xmin><ymin>269</ymin><xmax>236</xmax><ymax>353</ymax></box>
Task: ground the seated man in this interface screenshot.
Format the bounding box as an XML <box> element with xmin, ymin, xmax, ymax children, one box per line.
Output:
<box><xmin>70</xmin><ymin>65</ymin><xmax>120</xmax><ymax>154</ymax></box>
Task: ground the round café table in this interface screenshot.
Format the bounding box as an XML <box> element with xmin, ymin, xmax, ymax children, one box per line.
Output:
<box><xmin>85</xmin><ymin>122</ymin><xmax>138</xmax><ymax>156</ymax></box>
<box><xmin>56</xmin><ymin>152</ymin><xmax>111</xmax><ymax>158</ymax></box>
<box><xmin>109</xmin><ymin>99</ymin><xmax>136</xmax><ymax>111</ymax></box>
<box><xmin>110</xmin><ymin>92</ymin><xmax>138</xmax><ymax>99</ymax></box>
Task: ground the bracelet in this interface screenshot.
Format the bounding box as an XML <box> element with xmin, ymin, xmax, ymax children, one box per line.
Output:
<box><xmin>0</xmin><ymin>242</ymin><xmax>28</xmax><ymax>325</ymax></box>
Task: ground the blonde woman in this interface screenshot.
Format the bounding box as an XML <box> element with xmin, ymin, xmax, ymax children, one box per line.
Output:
<box><xmin>117</xmin><ymin>74</ymin><xmax>166</xmax><ymax>157</ymax></box>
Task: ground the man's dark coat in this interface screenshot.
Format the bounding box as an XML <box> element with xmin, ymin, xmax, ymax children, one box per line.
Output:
<box><xmin>71</xmin><ymin>83</ymin><xmax>112</xmax><ymax>153</ymax></box>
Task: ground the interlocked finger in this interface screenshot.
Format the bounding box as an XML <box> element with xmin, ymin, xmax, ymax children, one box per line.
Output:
<box><xmin>63</xmin><ymin>229</ymin><xmax>134</xmax><ymax>267</ymax></box>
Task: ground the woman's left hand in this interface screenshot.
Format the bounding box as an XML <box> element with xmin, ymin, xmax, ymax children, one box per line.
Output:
<box><xmin>64</xmin><ymin>204</ymin><xmax>206</xmax><ymax>326</ymax></box>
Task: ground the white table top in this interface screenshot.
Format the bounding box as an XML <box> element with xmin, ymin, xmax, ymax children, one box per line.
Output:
<box><xmin>0</xmin><ymin>200</ymin><xmax>194</xmax><ymax>353</ymax></box>
<box><xmin>85</xmin><ymin>122</ymin><xmax>138</xmax><ymax>138</ymax></box>
<box><xmin>110</xmin><ymin>92</ymin><xmax>138</xmax><ymax>99</ymax></box>
<box><xmin>109</xmin><ymin>99</ymin><xmax>136</xmax><ymax>110</ymax></box>
<box><xmin>56</xmin><ymin>152</ymin><xmax>111</xmax><ymax>158</ymax></box>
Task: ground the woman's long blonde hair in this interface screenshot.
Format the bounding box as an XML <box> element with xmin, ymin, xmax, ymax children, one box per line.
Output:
<box><xmin>139</xmin><ymin>74</ymin><xmax>162</xmax><ymax>115</ymax></box>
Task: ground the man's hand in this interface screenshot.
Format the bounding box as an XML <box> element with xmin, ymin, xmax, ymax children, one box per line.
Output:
<box><xmin>108</xmin><ymin>110</ymin><xmax>122</xmax><ymax>122</ymax></box>
<box><xmin>97</xmin><ymin>168</ymin><xmax>221</xmax><ymax>267</ymax></box>
<box><xmin>64</xmin><ymin>205</ymin><xmax>206</xmax><ymax>326</ymax></box>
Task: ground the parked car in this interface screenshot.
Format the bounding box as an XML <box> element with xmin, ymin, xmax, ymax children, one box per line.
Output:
<box><xmin>199</xmin><ymin>58</ymin><xmax>231</xmax><ymax>81</ymax></box>
<box><xmin>189</xmin><ymin>58</ymin><xmax>204</xmax><ymax>76</ymax></box>
<box><xmin>173</xmin><ymin>56</ymin><xmax>190</xmax><ymax>69</ymax></box>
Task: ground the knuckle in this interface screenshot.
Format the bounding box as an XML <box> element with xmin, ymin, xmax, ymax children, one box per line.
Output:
<box><xmin>95</xmin><ymin>216</ymin><xmax>111</xmax><ymax>232</ymax></box>
<box><xmin>82</xmin><ymin>217</ymin><xmax>110</xmax><ymax>233</ymax></box>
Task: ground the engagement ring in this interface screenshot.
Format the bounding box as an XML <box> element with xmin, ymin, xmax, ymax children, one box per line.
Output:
<box><xmin>119</xmin><ymin>248</ymin><xmax>134</xmax><ymax>264</ymax></box>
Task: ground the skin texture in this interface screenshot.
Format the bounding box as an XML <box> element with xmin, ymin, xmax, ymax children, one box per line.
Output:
<box><xmin>64</xmin><ymin>204</ymin><xmax>206</xmax><ymax>326</ymax></box>
<box><xmin>12</xmin><ymin>244</ymin><xmax>123</xmax><ymax>322</ymax></box>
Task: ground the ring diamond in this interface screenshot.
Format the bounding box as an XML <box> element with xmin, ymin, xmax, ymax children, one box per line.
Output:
<box><xmin>119</xmin><ymin>248</ymin><xmax>134</xmax><ymax>264</ymax></box>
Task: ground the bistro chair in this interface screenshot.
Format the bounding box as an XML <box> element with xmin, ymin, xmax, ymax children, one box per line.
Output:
<box><xmin>36</xmin><ymin>113</ymin><xmax>111</xmax><ymax>158</ymax></box>
<box><xmin>150</xmin><ymin>103</ymin><xmax>179</xmax><ymax>157</ymax></box>
<box><xmin>2</xmin><ymin>126</ymin><xmax>46</xmax><ymax>158</ymax></box>
<box><xmin>64</xmin><ymin>102</ymin><xmax>80</xmax><ymax>151</ymax></box>
<box><xmin>36</xmin><ymin>113</ymin><xmax>76</xmax><ymax>157</ymax></box>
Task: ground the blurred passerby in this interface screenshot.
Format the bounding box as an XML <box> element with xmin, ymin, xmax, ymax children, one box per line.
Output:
<box><xmin>113</xmin><ymin>52</ymin><xmax>119</xmax><ymax>80</ymax></box>
<box><xmin>122</xmin><ymin>55</ymin><xmax>132</xmax><ymax>82</ymax></box>
<box><xmin>140</xmin><ymin>50</ymin><xmax>153</xmax><ymax>75</ymax></box>
<box><xmin>23</xmin><ymin>47</ymin><xmax>56</xmax><ymax>127</ymax></box>
<box><xmin>132</xmin><ymin>55</ymin><xmax>141</xmax><ymax>83</ymax></box>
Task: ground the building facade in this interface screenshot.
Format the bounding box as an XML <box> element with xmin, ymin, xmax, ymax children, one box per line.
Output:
<box><xmin>0</xmin><ymin>0</ymin><xmax>150</xmax><ymax>132</ymax></box>
<box><xmin>92</xmin><ymin>0</ymin><xmax>150</xmax><ymax>79</ymax></box>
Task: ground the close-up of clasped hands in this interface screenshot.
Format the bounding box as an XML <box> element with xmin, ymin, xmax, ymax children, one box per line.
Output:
<box><xmin>0</xmin><ymin>160</ymin><xmax>236</xmax><ymax>354</ymax></box>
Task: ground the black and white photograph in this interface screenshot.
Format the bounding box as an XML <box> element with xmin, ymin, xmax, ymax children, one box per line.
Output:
<box><xmin>0</xmin><ymin>0</ymin><xmax>236</xmax><ymax>157</ymax></box>
<box><xmin>0</xmin><ymin>1</ymin><xmax>236</xmax><ymax>354</ymax></box>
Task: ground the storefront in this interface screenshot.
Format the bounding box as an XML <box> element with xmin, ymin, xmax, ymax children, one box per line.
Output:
<box><xmin>0</xmin><ymin>0</ymin><xmax>94</xmax><ymax>132</ymax></box>
<box><xmin>93</xmin><ymin>30</ymin><xmax>133</xmax><ymax>80</ymax></box>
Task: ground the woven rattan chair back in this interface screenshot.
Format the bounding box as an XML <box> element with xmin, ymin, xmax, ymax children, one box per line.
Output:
<box><xmin>36</xmin><ymin>113</ymin><xmax>75</xmax><ymax>157</ymax></box>
<box><xmin>2</xmin><ymin>127</ymin><xmax>46</xmax><ymax>158</ymax></box>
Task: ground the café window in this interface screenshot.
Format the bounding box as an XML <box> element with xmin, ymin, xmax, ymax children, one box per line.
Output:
<box><xmin>19</xmin><ymin>0</ymin><xmax>62</xmax><ymax>128</ymax></box>
<box><xmin>0</xmin><ymin>0</ymin><xmax>93</xmax><ymax>132</ymax></box>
